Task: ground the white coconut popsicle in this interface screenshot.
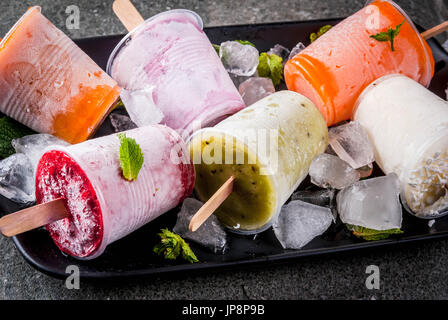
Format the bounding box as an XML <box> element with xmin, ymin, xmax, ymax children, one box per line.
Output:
<box><xmin>35</xmin><ymin>125</ymin><xmax>195</xmax><ymax>259</ymax></box>
<box><xmin>354</xmin><ymin>74</ymin><xmax>448</xmax><ymax>217</ymax></box>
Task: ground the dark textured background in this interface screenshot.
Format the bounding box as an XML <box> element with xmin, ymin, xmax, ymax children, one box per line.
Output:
<box><xmin>1</xmin><ymin>0</ymin><xmax>448</xmax><ymax>300</ymax></box>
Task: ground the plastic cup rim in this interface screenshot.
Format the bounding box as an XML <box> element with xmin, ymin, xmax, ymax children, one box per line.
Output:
<box><xmin>187</xmin><ymin>127</ymin><xmax>282</xmax><ymax>235</ymax></box>
<box><xmin>352</xmin><ymin>73</ymin><xmax>405</xmax><ymax>116</ymax></box>
<box><xmin>39</xmin><ymin>145</ymin><xmax>108</xmax><ymax>260</ymax></box>
<box><xmin>364</xmin><ymin>0</ymin><xmax>433</xmax><ymax>86</ymax></box>
<box><xmin>353</xmin><ymin>73</ymin><xmax>448</xmax><ymax>220</ymax></box>
<box><xmin>0</xmin><ymin>6</ymin><xmax>41</xmax><ymax>49</ymax></box>
<box><xmin>400</xmin><ymin>194</ymin><xmax>448</xmax><ymax>220</ymax></box>
<box><xmin>106</xmin><ymin>9</ymin><xmax>204</xmax><ymax>76</ymax></box>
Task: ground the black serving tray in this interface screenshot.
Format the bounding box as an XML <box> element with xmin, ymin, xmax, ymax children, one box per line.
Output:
<box><xmin>5</xmin><ymin>18</ymin><xmax>448</xmax><ymax>279</ymax></box>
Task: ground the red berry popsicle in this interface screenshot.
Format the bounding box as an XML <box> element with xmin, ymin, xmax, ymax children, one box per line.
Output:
<box><xmin>35</xmin><ymin>125</ymin><xmax>195</xmax><ymax>259</ymax></box>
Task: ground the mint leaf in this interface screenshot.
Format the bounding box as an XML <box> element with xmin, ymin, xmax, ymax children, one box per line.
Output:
<box><xmin>370</xmin><ymin>20</ymin><xmax>405</xmax><ymax>52</ymax></box>
<box><xmin>370</xmin><ymin>32</ymin><xmax>390</xmax><ymax>42</ymax></box>
<box><xmin>118</xmin><ymin>133</ymin><xmax>144</xmax><ymax>181</ymax></box>
<box><xmin>114</xmin><ymin>99</ymin><xmax>125</xmax><ymax>109</ymax></box>
<box><xmin>310</xmin><ymin>25</ymin><xmax>332</xmax><ymax>42</ymax></box>
<box><xmin>235</xmin><ymin>40</ymin><xmax>256</xmax><ymax>47</ymax></box>
<box><xmin>213</xmin><ymin>43</ymin><xmax>221</xmax><ymax>55</ymax></box>
<box><xmin>389</xmin><ymin>20</ymin><xmax>405</xmax><ymax>52</ymax></box>
<box><xmin>346</xmin><ymin>224</ymin><xmax>403</xmax><ymax>241</ymax></box>
<box><xmin>0</xmin><ymin>116</ymin><xmax>35</xmax><ymax>159</ymax></box>
<box><xmin>257</xmin><ymin>52</ymin><xmax>270</xmax><ymax>78</ymax></box>
<box><xmin>388</xmin><ymin>29</ymin><xmax>396</xmax><ymax>52</ymax></box>
<box><xmin>268</xmin><ymin>54</ymin><xmax>284</xmax><ymax>86</ymax></box>
<box><xmin>392</xmin><ymin>20</ymin><xmax>405</xmax><ymax>37</ymax></box>
<box><xmin>153</xmin><ymin>229</ymin><xmax>199</xmax><ymax>263</ymax></box>
<box><xmin>257</xmin><ymin>52</ymin><xmax>283</xmax><ymax>86</ymax></box>
<box><xmin>212</xmin><ymin>40</ymin><xmax>255</xmax><ymax>55</ymax></box>
<box><xmin>180</xmin><ymin>240</ymin><xmax>199</xmax><ymax>263</ymax></box>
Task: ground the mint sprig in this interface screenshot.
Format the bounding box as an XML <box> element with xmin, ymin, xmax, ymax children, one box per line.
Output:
<box><xmin>214</xmin><ymin>40</ymin><xmax>284</xmax><ymax>86</ymax></box>
<box><xmin>370</xmin><ymin>20</ymin><xmax>405</xmax><ymax>52</ymax></box>
<box><xmin>118</xmin><ymin>133</ymin><xmax>144</xmax><ymax>181</ymax></box>
<box><xmin>346</xmin><ymin>224</ymin><xmax>403</xmax><ymax>241</ymax></box>
<box><xmin>213</xmin><ymin>40</ymin><xmax>256</xmax><ymax>55</ymax></box>
<box><xmin>257</xmin><ymin>52</ymin><xmax>283</xmax><ymax>86</ymax></box>
<box><xmin>0</xmin><ymin>116</ymin><xmax>35</xmax><ymax>159</ymax></box>
<box><xmin>310</xmin><ymin>25</ymin><xmax>332</xmax><ymax>43</ymax></box>
<box><xmin>153</xmin><ymin>229</ymin><xmax>199</xmax><ymax>263</ymax></box>
<box><xmin>234</xmin><ymin>40</ymin><xmax>256</xmax><ymax>47</ymax></box>
<box><xmin>213</xmin><ymin>44</ymin><xmax>221</xmax><ymax>54</ymax></box>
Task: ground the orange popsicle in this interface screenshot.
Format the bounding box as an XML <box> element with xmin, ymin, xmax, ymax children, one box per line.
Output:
<box><xmin>284</xmin><ymin>0</ymin><xmax>434</xmax><ymax>127</ymax></box>
<box><xmin>0</xmin><ymin>7</ymin><xmax>121</xmax><ymax>144</ymax></box>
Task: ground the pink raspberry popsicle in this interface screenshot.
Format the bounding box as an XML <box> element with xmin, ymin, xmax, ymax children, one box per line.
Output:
<box><xmin>35</xmin><ymin>125</ymin><xmax>195</xmax><ymax>259</ymax></box>
<box><xmin>108</xmin><ymin>10</ymin><xmax>245</xmax><ymax>137</ymax></box>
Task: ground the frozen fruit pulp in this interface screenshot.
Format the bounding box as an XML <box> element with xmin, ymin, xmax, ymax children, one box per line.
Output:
<box><xmin>35</xmin><ymin>150</ymin><xmax>103</xmax><ymax>258</ymax></box>
<box><xmin>0</xmin><ymin>7</ymin><xmax>120</xmax><ymax>144</ymax></box>
<box><xmin>190</xmin><ymin>134</ymin><xmax>276</xmax><ymax>231</ymax></box>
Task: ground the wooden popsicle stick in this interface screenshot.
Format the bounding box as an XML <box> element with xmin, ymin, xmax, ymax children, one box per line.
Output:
<box><xmin>112</xmin><ymin>0</ymin><xmax>145</xmax><ymax>32</ymax></box>
<box><xmin>189</xmin><ymin>176</ymin><xmax>235</xmax><ymax>232</ymax></box>
<box><xmin>422</xmin><ymin>21</ymin><xmax>448</xmax><ymax>40</ymax></box>
<box><xmin>0</xmin><ymin>198</ymin><xmax>68</xmax><ymax>237</ymax></box>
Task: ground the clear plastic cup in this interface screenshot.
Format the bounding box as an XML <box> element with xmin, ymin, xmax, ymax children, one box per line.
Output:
<box><xmin>107</xmin><ymin>9</ymin><xmax>245</xmax><ymax>138</ymax></box>
<box><xmin>0</xmin><ymin>6</ymin><xmax>121</xmax><ymax>144</ymax></box>
<box><xmin>188</xmin><ymin>91</ymin><xmax>328</xmax><ymax>234</ymax></box>
<box><xmin>354</xmin><ymin>74</ymin><xmax>448</xmax><ymax>219</ymax></box>
<box><xmin>36</xmin><ymin>125</ymin><xmax>195</xmax><ymax>259</ymax></box>
<box><xmin>285</xmin><ymin>0</ymin><xmax>434</xmax><ymax>127</ymax></box>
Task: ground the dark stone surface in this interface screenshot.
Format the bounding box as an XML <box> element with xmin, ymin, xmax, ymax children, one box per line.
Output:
<box><xmin>1</xmin><ymin>0</ymin><xmax>448</xmax><ymax>300</ymax></box>
<box><xmin>1</xmin><ymin>0</ymin><xmax>447</xmax><ymax>41</ymax></box>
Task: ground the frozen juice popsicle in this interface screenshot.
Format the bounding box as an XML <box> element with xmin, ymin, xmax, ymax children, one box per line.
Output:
<box><xmin>188</xmin><ymin>91</ymin><xmax>328</xmax><ymax>233</ymax></box>
<box><xmin>35</xmin><ymin>125</ymin><xmax>195</xmax><ymax>259</ymax></box>
<box><xmin>284</xmin><ymin>0</ymin><xmax>434</xmax><ymax>126</ymax></box>
<box><xmin>354</xmin><ymin>74</ymin><xmax>448</xmax><ymax>217</ymax></box>
<box><xmin>0</xmin><ymin>6</ymin><xmax>121</xmax><ymax>144</ymax></box>
<box><xmin>107</xmin><ymin>10</ymin><xmax>245</xmax><ymax>137</ymax></box>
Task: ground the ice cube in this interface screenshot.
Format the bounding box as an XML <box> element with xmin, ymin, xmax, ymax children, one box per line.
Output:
<box><xmin>291</xmin><ymin>189</ymin><xmax>337</xmax><ymax>221</ymax></box>
<box><xmin>229</xmin><ymin>74</ymin><xmax>252</xmax><ymax>89</ymax></box>
<box><xmin>120</xmin><ymin>86</ymin><xmax>164</xmax><ymax>127</ymax></box>
<box><xmin>443</xmin><ymin>40</ymin><xmax>448</xmax><ymax>53</ymax></box>
<box><xmin>219</xmin><ymin>41</ymin><xmax>259</xmax><ymax>77</ymax></box>
<box><xmin>288</xmin><ymin>42</ymin><xmax>306</xmax><ymax>61</ymax></box>
<box><xmin>291</xmin><ymin>189</ymin><xmax>336</xmax><ymax>208</ymax></box>
<box><xmin>109</xmin><ymin>113</ymin><xmax>138</xmax><ymax>133</ymax></box>
<box><xmin>357</xmin><ymin>163</ymin><xmax>374</xmax><ymax>179</ymax></box>
<box><xmin>238</xmin><ymin>77</ymin><xmax>275</xmax><ymax>106</ymax></box>
<box><xmin>329</xmin><ymin>121</ymin><xmax>375</xmax><ymax>169</ymax></box>
<box><xmin>0</xmin><ymin>153</ymin><xmax>34</xmax><ymax>204</ymax></box>
<box><xmin>267</xmin><ymin>44</ymin><xmax>290</xmax><ymax>62</ymax></box>
<box><xmin>309</xmin><ymin>153</ymin><xmax>360</xmax><ymax>190</ymax></box>
<box><xmin>173</xmin><ymin>198</ymin><xmax>228</xmax><ymax>254</ymax></box>
<box><xmin>336</xmin><ymin>173</ymin><xmax>402</xmax><ymax>230</ymax></box>
<box><xmin>12</xmin><ymin>134</ymin><xmax>69</xmax><ymax>171</ymax></box>
<box><xmin>273</xmin><ymin>200</ymin><xmax>333</xmax><ymax>249</ymax></box>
